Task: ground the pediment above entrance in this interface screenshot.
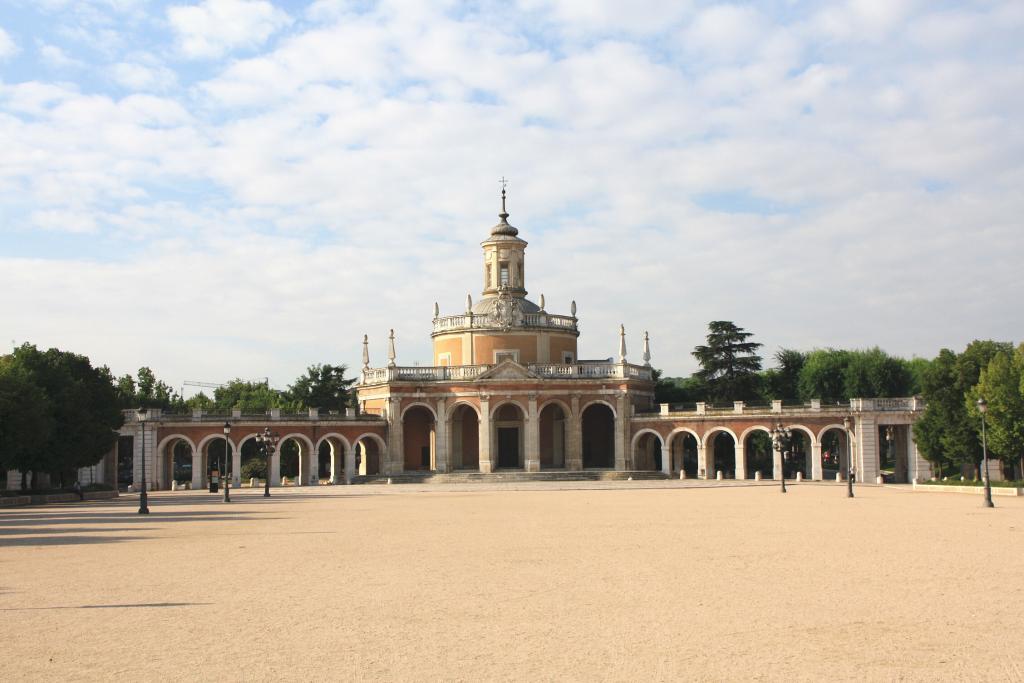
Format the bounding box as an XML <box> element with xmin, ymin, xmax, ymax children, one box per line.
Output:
<box><xmin>475</xmin><ymin>360</ymin><xmax>539</xmax><ymax>381</ymax></box>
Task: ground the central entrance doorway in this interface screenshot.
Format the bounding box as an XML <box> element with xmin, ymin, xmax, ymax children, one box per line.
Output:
<box><xmin>497</xmin><ymin>427</ymin><xmax>519</xmax><ymax>468</ymax></box>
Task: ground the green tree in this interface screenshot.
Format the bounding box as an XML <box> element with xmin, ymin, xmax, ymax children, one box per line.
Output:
<box><xmin>653</xmin><ymin>369</ymin><xmax>706</xmax><ymax>405</ymax></box>
<box><xmin>287</xmin><ymin>364</ymin><xmax>356</xmax><ymax>413</ymax></box>
<box><xmin>798</xmin><ymin>349</ymin><xmax>850</xmax><ymax>402</ymax></box>
<box><xmin>764</xmin><ymin>348</ymin><xmax>806</xmax><ymax>400</ymax></box>
<box><xmin>10</xmin><ymin>344</ymin><xmax>124</xmax><ymax>487</ymax></box>
<box><xmin>0</xmin><ymin>356</ymin><xmax>54</xmax><ymax>489</ymax></box>
<box><xmin>116</xmin><ymin>366</ymin><xmax>184</xmax><ymax>411</ymax></box>
<box><xmin>213</xmin><ymin>379</ymin><xmax>295</xmax><ymax>413</ymax></box>
<box><xmin>968</xmin><ymin>345</ymin><xmax>1024</xmax><ymax>479</ymax></box>
<box><xmin>842</xmin><ymin>348</ymin><xmax>913</xmax><ymax>398</ymax></box>
<box><xmin>914</xmin><ymin>341</ymin><xmax>1012</xmax><ymax>478</ymax></box>
<box><xmin>692</xmin><ymin>321</ymin><xmax>763</xmax><ymax>403</ymax></box>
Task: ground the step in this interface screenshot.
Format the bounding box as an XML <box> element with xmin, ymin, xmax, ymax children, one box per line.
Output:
<box><xmin>351</xmin><ymin>471</ymin><xmax>671</xmax><ymax>485</ymax></box>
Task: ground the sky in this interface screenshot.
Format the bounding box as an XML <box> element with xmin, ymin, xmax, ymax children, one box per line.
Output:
<box><xmin>1</xmin><ymin>0</ymin><xmax>1022</xmax><ymax>395</ymax></box>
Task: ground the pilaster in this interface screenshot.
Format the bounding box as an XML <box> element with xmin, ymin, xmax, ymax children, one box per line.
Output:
<box><xmin>907</xmin><ymin>424</ymin><xmax>932</xmax><ymax>482</ymax></box>
<box><xmin>191</xmin><ymin>450</ymin><xmax>203</xmax><ymax>489</ymax></box>
<box><xmin>614</xmin><ymin>393</ymin><xmax>626</xmax><ymax>471</ymax></box>
<box><xmin>525</xmin><ymin>394</ymin><xmax>540</xmax><ymax>472</ymax></box>
<box><xmin>233</xmin><ymin>444</ymin><xmax>242</xmax><ymax>486</ymax></box>
<box><xmin>810</xmin><ymin>442</ymin><xmax>823</xmax><ymax>480</ymax></box>
<box><xmin>660</xmin><ymin>445</ymin><xmax>671</xmax><ymax>476</ymax></box>
<box><xmin>857</xmin><ymin>416</ymin><xmax>878</xmax><ymax>483</ymax></box>
<box><xmin>271</xmin><ymin>451</ymin><xmax>281</xmax><ymax>486</ymax></box>
<box><xmin>434</xmin><ymin>398</ymin><xmax>448</xmax><ymax>473</ymax></box>
<box><xmin>478</xmin><ymin>396</ymin><xmax>493</xmax><ymax>473</ymax></box>
<box><xmin>735</xmin><ymin>444</ymin><xmax>747</xmax><ymax>480</ymax></box>
<box><xmin>697</xmin><ymin>443</ymin><xmax>710</xmax><ymax>479</ymax></box>
<box><xmin>772</xmin><ymin>445</ymin><xmax>783</xmax><ymax>480</ymax></box>
<box><xmin>387</xmin><ymin>397</ymin><xmax>403</xmax><ymax>475</ymax></box>
<box><xmin>566</xmin><ymin>395</ymin><xmax>582</xmax><ymax>470</ymax></box>
<box><xmin>344</xmin><ymin>446</ymin><xmax>355</xmax><ymax>484</ymax></box>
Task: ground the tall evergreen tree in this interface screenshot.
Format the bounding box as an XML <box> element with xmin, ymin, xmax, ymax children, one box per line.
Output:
<box><xmin>287</xmin><ymin>364</ymin><xmax>356</xmax><ymax>413</ymax></box>
<box><xmin>692</xmin><ymin>321</ymin><xmax>763</xmax><ymax>403</ymax></box>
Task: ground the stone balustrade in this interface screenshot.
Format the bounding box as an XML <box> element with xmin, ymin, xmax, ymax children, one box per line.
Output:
<box><xmin>359</xmin><ymin>361</ymin><xmax>654</xmax><ymax>385</ymax></box>
<box><xmin>432</xmin><ymin>312</ymin><xmax>578</xmax><ymax>335</ymax></box>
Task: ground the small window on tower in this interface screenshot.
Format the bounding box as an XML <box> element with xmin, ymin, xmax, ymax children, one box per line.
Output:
<box><xmin>517</xmin><ymin>263</ymin><xmax>523</xmax><ymax>285</ymax></box>
<box><xmin>486</xmin><ymin>264</ymin><xmax>492</xmax><ymax>287</ymax></box>
<box><xmin>499</xmin><ymin>263</ymin><xmax>510</xmax><ymax>286</ymax></box>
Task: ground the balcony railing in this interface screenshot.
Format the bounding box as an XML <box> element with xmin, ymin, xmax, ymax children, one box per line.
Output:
<box><xmin>360</xmin><ymin>361</ymin><xmax>654</xmax><ymax>384</ymax></box>
<box><xmin>432</xmin><ymin>312</ymin><xmax>578</xmax><ymax>335</ymax></box>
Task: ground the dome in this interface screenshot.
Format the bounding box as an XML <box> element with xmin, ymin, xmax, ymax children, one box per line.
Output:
<box><xmin>472</xmin><ymin>295</ymin><xmax>540</xmax><ymax>315</ymax></box>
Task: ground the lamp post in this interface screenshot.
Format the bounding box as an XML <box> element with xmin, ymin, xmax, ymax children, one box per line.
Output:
<box><xmin>138</xmin><ymin>408</ymin><xmax>150</xmax><ymax>514</ymax></box>
<box><xmin>257</xmin><ymin>427</ymin><xmax>279</xmax><ymax>498</ymax></box>
<box><xmin>843</xmin><ymin>415</ymin><xmax>854</xmax><ymax>498</ymax></box>
<box><xmin>977</xmin><ymin>398</ymin><xmax>994</xmax><ymax>509</ymax></box>
<box><xmin>772</xmin><ymin>423</ymin><xmax>792</xmax><ymax>494</ymax></box>
<box><xmin>223</xmin><ymin>421</ymin><xmax>231</xmax><ymax>503</ymax></box>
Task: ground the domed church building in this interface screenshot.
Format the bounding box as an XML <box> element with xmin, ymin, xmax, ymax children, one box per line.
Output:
<box><xmin>355</xmin><ymin>190</ymin><xmax>658</xmax><ymax>476</ymax></box>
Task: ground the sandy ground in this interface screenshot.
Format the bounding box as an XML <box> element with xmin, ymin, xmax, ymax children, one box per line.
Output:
<box><xmin>1</xmin><ymin>481</ymin><xmax>1022</xmax><ymax>682</ymax></box>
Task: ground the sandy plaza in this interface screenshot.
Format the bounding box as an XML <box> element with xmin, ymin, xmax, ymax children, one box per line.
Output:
<box><xmin>2</xmin><ymin>482</ymin><xmax>1022</xmax><ymax>682</ymax></box>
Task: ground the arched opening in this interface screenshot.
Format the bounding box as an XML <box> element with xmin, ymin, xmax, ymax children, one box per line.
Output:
<box><xmin>782</xmin><ymin>429</ymin><xmax>809</xmax><ymax>479</ymax></box>
<box><xmin>205</xmin><ymin>437</ymin><xmax>234</xmax><ymax>487</ymax></box>
<box><xmin>633</xmin><ymin>432</ymin><xmax>663</xmax><ymax>471</ymax></box>
<box><xmin>157</xmin><ymin>437</ymin><xmax>193</xmax><ymax>490</ymax></box>
<box><xmin>117</xmin><ymin>435</ymin><xmax>134</xmax><ymax>489</ymax></box>
<box><xmin>318</xmin><ymin>436</ymin><xmax>348</xmax><ymax>484</ymax></box>
<box><xmin>539</xmin><ymin>403</ymin><xmax>567</xmax><ymax>469</ymax></box>
<box><xmin>402</xmin><ymin>406</ymin><xmax>436</xmax><ymax>471</ymax></box>
<box><xmin>744</xmin><ymin>430</ymin><xmax>773</xmax><ymax>479</ymax></box>
<box><xmin>356</xmin><ymin>437</ymin><xmax>382</xmax><ymax>476</ymax></box>
<box><xmin>819</xmin><ymin>427</ymin><xmax>850</xmax><ymax>480</ymax></box>
<box><xmin>493</xmin><ymin>403</ymin><xmax>525</xmax><ymax>469</ymax></box>
<box><xmin>240</xmin><ymin>438</ymin><xmax>264</xmax><ymax>486</ymax></box>
<box><xmin>581</xmin><ymin>403</ymin><xmax>615</xmax><ymax>469</ymax></box>
<box><xmin>279</xmin><ymin>439</ymin><xmax>300</xmax><ymax>484</ymax></box>
<box><xmin>878</xmin><ymin>424</ymin><xmax>909</xmax><ymax>483</ymax></box>
<box><xmin>706</xmin><ymin>430</ymin><xmax>736</xmax><ymax>478</ymax></box>
<box><xmin>670</xmin><ymin>432</ymin><xmax>699</xmax><ymax>477</ymax></box>
<box><xmin>449</xmin><ymin>404</ymin><xmax>480</xmax><ymax>470</ymax></box>
<box><xmin>318</xmin><ymin>443</ymin><xmax>332</xmax><ymax>482</ymax></box>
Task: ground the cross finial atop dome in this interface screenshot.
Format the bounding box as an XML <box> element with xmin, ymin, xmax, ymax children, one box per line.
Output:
<box><xmin>491</xmin><ymin>177</ymin><xmax>519</xmax><ymax>236</ymax></box>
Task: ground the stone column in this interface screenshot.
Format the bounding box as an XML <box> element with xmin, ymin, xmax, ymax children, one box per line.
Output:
<box><xmin>271</xmin><ymin>450</ymin><xmax>281</xmax><ymax>486</ymax></box>
<box><xmin>697</xmin><ymin>443</ymin><xmax>711</xmax><ymax>479</ymax></box>
<box><xmin>191</xmin><ymin>450</ymin><xmax>203</xmax><ymax>489</ymax></box>
<box><xmin>6</xmin><ymin>470</ymin><xmax>21</xmax><ymax>490</ymax></box>
<box><xmin>525</xmin><ymin>394</ymin><xmax>540</xmax><ymax>472</ymax></box>
<box><xmin>772</xmin><ymin>445</ymin><xmax>783</xmax><ymax>480</ymax></box>
<box><xmin>856</xmin><ymin>416</ymin><xmax>878</xmax><ymax>483</ymax></box>
<box><xmin>614</xmin><ymin>393</ymin><xmax>627</xmax><ymax>471</ymax></box>
<box><xmin>478</xmin><ymin>396</ymin><xmax>493</xmax><ymax>473</ymax></box>
<box><xmin>735</xmin><ymin>444</ymin><xmax>746</xmax><ymax>480</ymax></box>
<box><xmin>810</xmin><ymin>442</ymin><xmax>823</xmax><ymax>481</ymax></box>
<box><xmin>566</xmin><ymin>395</ymin><xmax>582</xmax><ymax>470</ymax></box>
<box><xmin>344</xmin><ymin>444</ymin><xmax>355</xmax><ymax>484</ymax></box>
<box><xmin>660</xmin><ymin>444</ymin><xmax>671</xmax><ymax>476</ymax></box>
<box><xmin>907</xmin><ymin>424</ymin><xmax>932</xmax><ymax>482</ymax></box>
<box><xmin>434</xmin><ymin>398</ymin><xmax>448</xmax><ymax>473</ymax></box>
<box><xmin>232</xmin><ymin>443</ymin><xmax>242</xmax><ymax>486</ymax></box>
<box><xmin>387</xmin><ymin>397</ymin><xmax>403</xmax><ymax>475</ymax></box>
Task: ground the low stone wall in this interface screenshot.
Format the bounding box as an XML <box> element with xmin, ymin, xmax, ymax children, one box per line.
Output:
<box><xmin>0</xmin><ymin>496</ymin><xmax>32</xmax><ymax>507</ymax></box>
<box><xmin>913</xmin><ymin>483</ymin><xmax>1022</xmax><ymax>497</ymax></box>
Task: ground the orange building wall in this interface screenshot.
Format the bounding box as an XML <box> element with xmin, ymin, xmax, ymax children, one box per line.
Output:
<box><xmin>433</xmin><ymin>337</ymin><xmax>463</xmax><ymax>366</ymax></box>
<box><xmin>548</xmin><ymin>335</ymin><xmax>578</xmax><ymax>362</ymax></box>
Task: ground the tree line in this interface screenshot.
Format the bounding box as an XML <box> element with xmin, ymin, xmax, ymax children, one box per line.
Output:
<box><xmin>658</xmin><ymin>322</ymin><xmax>1023</xmax><ymax>480</ymax></box>
<box><xmin>0</xmin><ymin>342</ymin><xmax>355</xmax><ymax>491</ymax></box>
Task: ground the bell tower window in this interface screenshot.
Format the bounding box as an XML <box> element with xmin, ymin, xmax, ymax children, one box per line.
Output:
<box><xmin>499</xmin><ymin>263</ymin><xmax>510</xmax><ymax>287</ymax></box>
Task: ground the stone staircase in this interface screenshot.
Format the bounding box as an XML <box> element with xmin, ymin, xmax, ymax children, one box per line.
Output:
<box><xmin>351</xmin><ymin>470</ymin><xmax>671</xmax><ymax>485</ymax></box>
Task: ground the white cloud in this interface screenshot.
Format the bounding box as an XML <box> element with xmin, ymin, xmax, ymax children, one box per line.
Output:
<box><xmin>1</xmin><ymin>1</ymin><xmax>1023</xmax><ymax>386</ymax></box>
<box><xmin>168</xmin><ymin>0</ymin><xmax>291</xmax><ymax>59</ymax></box>
<box><xmin>111</xmin><ymin>61</ymin><xmax>177</xmax><ymax>91</ymax></box>
<box><xmin>39</xmin><ymin>43</ymin><xmax>84</xmax><ymax>68</ymax></box>
<box><xmin>0</xmin><ymin>26</ymin><xmax>17</xmax><ymax>60</ymax></box>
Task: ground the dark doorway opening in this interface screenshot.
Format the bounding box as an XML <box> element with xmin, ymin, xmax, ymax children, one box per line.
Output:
<box><xmin>497</xmin><ymin>427</ymin><xmax>519</xmax><ymax>468</ymax></box>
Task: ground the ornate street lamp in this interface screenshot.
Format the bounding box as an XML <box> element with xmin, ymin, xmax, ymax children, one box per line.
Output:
<box><xmin>977</xmin><ymin>398</ymin><xmax>994</xmax><ymax>508</ymax></box>
<box><xmin>843</xmin><ymin>415</ymin><xmax>854</xmax><ymax>498</ymax></box>
<box><xmin>256</xmin><ymin>427</ymin><xmax>279</xmax><ymax>498</ymax></box>
<box><xmin>223</xmin><ymin>421</ymin><xmax>231</xmax><ymax>503</ymax></box>
<box><xmin>138</xmin><ymin>408</ymin><xmax>150</xmax><ymax>514</ymax></box>
<box><xmin>772</xmin><ymin>423</ymin><xmax>792</xmax><ymax>494</ymax></box>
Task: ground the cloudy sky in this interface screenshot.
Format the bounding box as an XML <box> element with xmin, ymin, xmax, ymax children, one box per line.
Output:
<box><xmin>1</xmin><ymin>0</ymin><xmax>1021</xmax><ymax>394</ymax></box>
